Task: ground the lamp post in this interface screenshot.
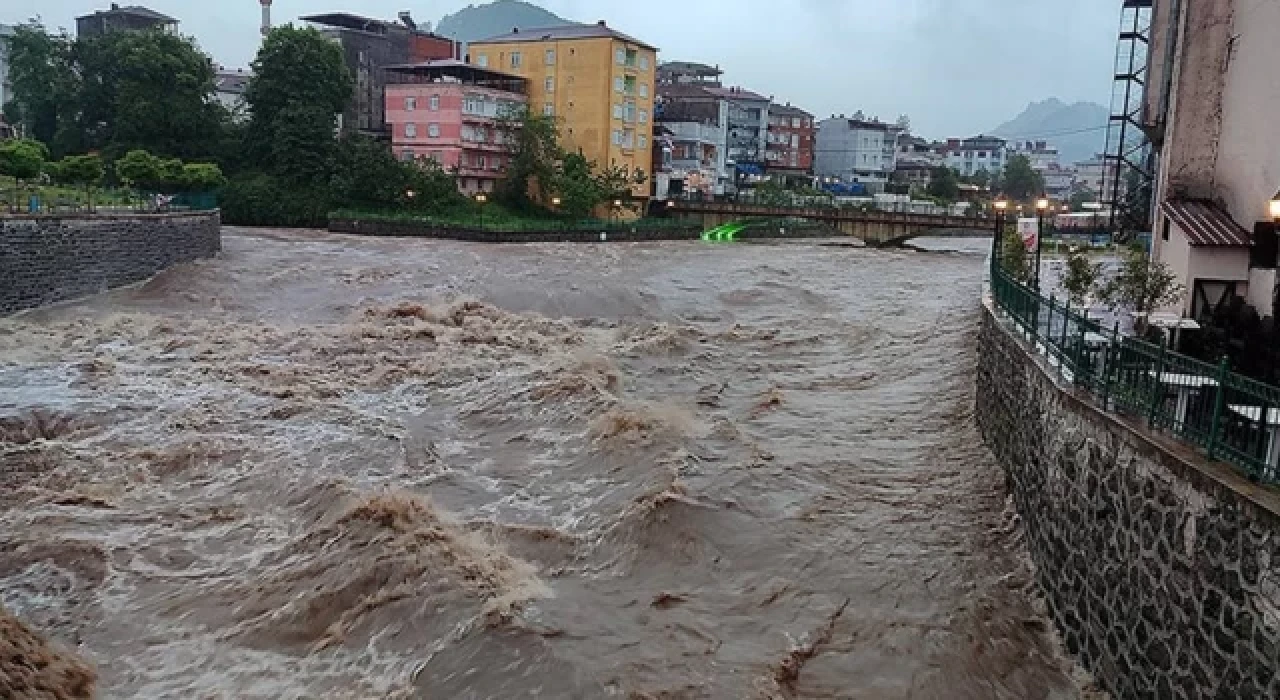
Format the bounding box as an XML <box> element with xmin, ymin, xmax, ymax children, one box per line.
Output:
<box><xmin>612</xmin><ymin>198</ymin><xmax>623</xmax><ymax>225</ymax></box>
<box><xmin>1034</xmin><ymin>197</ymin><xmax>1050</xmax><ymax>291</ymax></box>
<box><xmin>476</xmin><ymin>192</ymin><xmax>487</xmax><ymax>229</ymax></box>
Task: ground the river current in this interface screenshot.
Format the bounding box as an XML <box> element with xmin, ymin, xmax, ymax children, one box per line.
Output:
<box><xmin>0</xmin><ymin>229</ymin><xmax>1100</xmax><ymax>698</ymax></box>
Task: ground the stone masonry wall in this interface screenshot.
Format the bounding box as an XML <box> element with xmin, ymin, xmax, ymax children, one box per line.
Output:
<box><xmin>977</xmin><ymin>302</ymin><xmax>1280</xmax><ymax>699</ymax></box>
<box><xmin>0</xmin><ymin>212</ymin><xmax>220</xmax><ymax>314</ymax></box>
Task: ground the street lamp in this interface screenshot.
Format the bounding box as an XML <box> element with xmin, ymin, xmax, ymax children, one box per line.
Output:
<box><xmin>476</xmin><ymin>192</ymin><xmax>488</xmax><ymax>229</ymax></box>
<box><xmin>551</xmin><ymin>196</ymin><xmax>562</xmax><ymax>207</ymax></box>
<box><xmin>1034</xmin><ymin>197</ymin><xmax>1050</xmax><ymax>291</ymax></box>
<box><xmin>993</xmin><ymin>198</ymin><xmax>1009</xmax><ymax>266</ymax></box>
<box><xmin>1270</xmin><ymin>192</ymin><xmax>1280</xmax><ymax>221</ymax></box>
<box><xmin>612</xmin><ymin>199</ymin><xmax>623</xmax><ymax>224</ymax></box>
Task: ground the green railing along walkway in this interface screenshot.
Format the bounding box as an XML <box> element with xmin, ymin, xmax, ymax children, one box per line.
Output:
<box><xmin>989</xmin><ymin>252</ymin><xmax>1280</xmax><ymax>485</ymax></box>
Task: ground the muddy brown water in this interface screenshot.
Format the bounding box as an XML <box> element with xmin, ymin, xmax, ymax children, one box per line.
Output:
<box><xmin>0</xmin><ymin>228</ymin><xmax>1098</xmax><ymax>699</ymax></box>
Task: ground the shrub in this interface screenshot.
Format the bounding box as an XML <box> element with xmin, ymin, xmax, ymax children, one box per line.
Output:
<box><xmin>220</xmin><ymin>172</ymin><xmax>331</xmax><ymax>228</ymax></box>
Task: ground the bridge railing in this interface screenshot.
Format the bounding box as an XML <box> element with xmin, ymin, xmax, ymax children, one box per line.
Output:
<box><xmin>670</xmin><ymin>191</ymin><xmax>989</xmax><ymax>221</ymax></box>
<box><xmin>990</xmin><ymin>250</ymin><xmax>1280</xmax><ymax>485</ymax></box>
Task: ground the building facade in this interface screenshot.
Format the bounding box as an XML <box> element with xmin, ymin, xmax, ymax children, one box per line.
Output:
<box><xmin>656</xmin><ymin>61</ymin><xmax>721</xmax><ymax>87</ymax></box>
<box><xmin>708</xmin><ymin>86</ymin><xmax>770</xmax><ymax>183</ymax></box>
<box><xmin>1146</xmin><ymin>0</ymin><xmax>1280</xmax><ymax>318</ymax></box>
<box><xmin>76</xmin><ymin>4</ymin><xmax>177</xmax><ymax>37</ymax></box>
<box><xmin>1010</xmin><ymin>140</ymin><xmax>1061</xmax><ymax>171</ymax></box>
<box><xmin>304</xmin><ymin>12</ymin><xmax>456</xmax><ymax>137</ymax></box>
<box><xmin>944</xmin><ymin>135</ymin><xmax>1007</xmax><ymax>178</ymax></box>
<box><xmin>385</xmin><ymin>61</ymin><xmax>528</xmax><ymax>195</ymax></box>
<box><xmin>814</xmin><ymin>116</ymin><xmax>900</xmax><ymax>193</ymax></box>
<box><xmin>0</xmin><ymin>24</ymin><xmax>13</xmax><ymax>118</ymax></box>
<box><xmin>469</xmin><ymin>21</ymin><xmax>658</xmax><ymax>202</ymax></box>
<box><xmin>765</xmin><ymin>103</ymin><xmax>814</xmax><ymax>176</ymax></box>
<box><xmin>214</xmin><ymin>68</ymin><xmax>250</xmax><ymax>122</ymax></box>
<box><xmin>1073</xmin><ymin>155</ymin><xmax>1115</xmax><ymax>198</ymax></box>
<box><xmin>655</xmin><ymin>83</ymin><xmax>730</xmax><ymax>196</ymax></box>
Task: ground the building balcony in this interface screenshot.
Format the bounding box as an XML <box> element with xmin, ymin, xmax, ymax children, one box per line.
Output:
<box><xmin>665</xmin><ymin>122</ymin><xmax>721</xmax><ymax>145</ymax></box>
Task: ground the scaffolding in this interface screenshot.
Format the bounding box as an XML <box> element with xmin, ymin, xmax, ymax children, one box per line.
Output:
<box><xmin>1102</xmin><ymin>0</ymin><xmax>1155</xmax><ymax>237</ymax></box>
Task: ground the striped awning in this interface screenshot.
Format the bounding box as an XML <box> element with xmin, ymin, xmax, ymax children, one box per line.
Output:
<box><xmin>1161</xmin><ymin>199</ymin><xmax>1252</xmax><ymax>247</ymax></box>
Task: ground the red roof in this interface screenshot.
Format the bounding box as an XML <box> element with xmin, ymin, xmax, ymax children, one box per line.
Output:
<box><xmin>1161</xmin><ymin>199</ymin><xmax>1252</xmax><ymax>247</ymax></box>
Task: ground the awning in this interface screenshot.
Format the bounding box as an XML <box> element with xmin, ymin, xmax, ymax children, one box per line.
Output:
<box><xmin>1161</xmin><ymin>199</ymin><xmax>1252</xmax><ymax>247</ymax></box>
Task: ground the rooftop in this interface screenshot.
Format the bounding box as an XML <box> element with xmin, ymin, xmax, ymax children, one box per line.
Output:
<box><xmin>301</xmin><ymin>12</ymin><xmax>446</xmax><ymax>39</ymax></box>
<box><xmin>705</xmin><ymin>86</ymin><xmax>769</xmax><ymax>102</ymax></box>
<box><xmin>473</xmin><ymin>21</ymin><xmax>656</xmax><ymax>52</ymax></box>
<box><xmin>658</xmin><ymin>61</ymin><xmax>722</xmax><ymax>76</ymax></box>
<box><xmin>76</xmin><ymin>4</ymin><xmax>177</xmax><ymax>24</ymax></box>
<box><xmin>384</xmin><ymin>59</ymin><xmax>528</xmax><ymax>92</ymax></box>
<box><xmin>215</xmin><ymin>69</ymin><xmax>251</xmax><ymax>95</ymax></box>
<box><xmin>658</xmin><ymin>84</ymin><xmax>718</xmax><ymax>100</ymax></box>
<box><xmin>1162</xmin><ymin>199</ymin><xmax>1252</xmax><ymax>247</ymax></box>
<box><xmin>770</xmin><ymin>103</ymin><xmax>813</xmax><ymax>118</ymax></box>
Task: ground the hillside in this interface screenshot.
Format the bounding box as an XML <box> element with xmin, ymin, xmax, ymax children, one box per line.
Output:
<box><xmin>991</xmin><ymin>98</ymin><xmax>1110</xmax><ymax>166</ymax></box>
<box><xmin>435</xmin><ymin>1</ymin><xmax>573</xmax><ymax>44</ymax></box>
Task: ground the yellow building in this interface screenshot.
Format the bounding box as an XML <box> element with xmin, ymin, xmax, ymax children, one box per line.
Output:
<box><xmin>469</xmin><ymin>21</ymin><xmax>658</xmax><ymax>202</ymax></box>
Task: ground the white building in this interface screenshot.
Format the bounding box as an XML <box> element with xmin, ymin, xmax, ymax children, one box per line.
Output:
<box><xmin>1010</xmin><ymin>139</ymin><xmax>1061</xmax><ymax>172</ymax></box>
<box><xmin>215</xmin><ymin>68</ymin><xmax>251</xmax><ymax>122</ymax></box>
<box><xmin>814</xmin><ymin>116</ymin><xmax>899</xmax><ymax>193</ymax></box>
<box><xmin>944</xmin><ymin>135</ymin><xmax>1007</xmax><ymax>178</ymax></box>
<box><xmin>1073</xmin><ymin>155</ymin><xmax>1113</xmax><ymax>197</ymax></box>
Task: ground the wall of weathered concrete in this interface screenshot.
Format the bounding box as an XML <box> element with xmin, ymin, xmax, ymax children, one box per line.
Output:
<box><xmin>977</xmin><ymin>301</ymin><xmax>1280</xmax><ymax>699</ymax></box>
<box><xmin>0</xmin><ymin>211</ymin><xmax>220</xmax><ymax>314</ymax></box>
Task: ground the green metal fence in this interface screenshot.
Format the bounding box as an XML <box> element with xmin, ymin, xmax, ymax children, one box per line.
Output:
<box><xmin>989</xmin><ymin>252</ymin><xmax>1280</xmax><ymax>484</ymax></box>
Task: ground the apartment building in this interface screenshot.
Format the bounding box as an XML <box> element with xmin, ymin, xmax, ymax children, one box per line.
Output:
<box><xmin>0</xmin><ymin>24</ymin><xmax>13</xmax><ymax>116</ymax></box>
<box><xmin>814</xmin><ymin>116</ymin><xmax>900</xmax><ymax>194</ymax></box>
<box><xmin>944</xmin><ymin>135</ymin><xmax>1007</xmax><ymax>178</ymax></box>
<box><xmin>385</xmin><ymin>60</ymin><xmax>528</xmax><ymax>195</ymax></box>
<box><xmin>655</xmin><ymin>83</ymin><xmax>730</xmax><ymax>196</ymax></box>
<box><xmin>1010</xmin><ymin>140</ymin><xmax>1061</xmax><ymax>171</ymax></box>
<box><xmin>303</xmin><ymin>12</ymin><xmax>456</xmax><ymax>137</ymax></box>
<box><xmin>766</xmin><ymin>103</ymin><xmax>815</xmax><ymax>177</ymax></box>
<box><xmin>707</xmin><ymin>86</ymin><xmax>770</xmax><ymax>183</ymax></box>
<box><xmin>469</xmin><ymin>21</ymin><xmax>658</xmax><ymax>202</ymax></box>
<box><xmin>1144</xmin><ymin>0</ymin><xmax>1280</xmax><ymax>318</ymax></box>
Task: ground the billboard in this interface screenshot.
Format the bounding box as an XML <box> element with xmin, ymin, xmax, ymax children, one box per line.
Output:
<box><xmin>1018</xmin><ymin>217</ymin><xmax>1040</xmax><ymax>251</ymax></box>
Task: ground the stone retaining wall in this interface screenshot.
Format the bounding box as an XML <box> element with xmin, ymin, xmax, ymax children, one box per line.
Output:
<box><xmin>328</xmin><ymin>217</ymin><xmax>839</xmax><ymax>243</ymax></box>
<box><xmin>0</xmin><ymin>211</ymin><xmax>221</xmax><ymax>314</ymax></box>
<box><xmin>977</xmin><ymin>300</ymin><xmax>1280</xmax><ymax>699</ymax></box>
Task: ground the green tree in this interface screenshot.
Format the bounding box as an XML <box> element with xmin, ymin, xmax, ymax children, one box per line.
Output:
<box><xmin>50</xmin><ymin>153</ymin><xmax>105</xmax><ymax>209</ymax></box>
<box><xmin>115</xmin><ymin>149</ymin><xmax>163</xmax><ymax>190</ymax></box>
<box><xmin>1002</xmin><ymin>153</ymin><xmax>1045</xmax><ymax>202</ymax></box>
<box><xmin>330</xmin><ymin>134</ymin><xmax>411</xmax><ymax>207</ymax></box>
<box><xmin>927</xmin><ymin>166</ymin><xmax>960</xmax><ymax>202</ymax></box>
<box><xmin>1062</xmin><ymin>247</ymin><xmax>1102</xmax><ymax>307</ymax></box>
<box><xmin>2</xmin><ymin>22</ymin><xmax>78</xmax><ymax>152</ymax></box>
<box><xmin>1068</xmin><ymin>187</ymin><xmax>1095</xmax><ymax>212</ymax></box>
<box><xmin>496</xmin><ymin>108</ymin><xmax>560</xmax><ymax>211</ymax></box>
<box><xmin>968</xmin><ymin>168</ymin><xmax>992</xmax><ymax>189</ymax></box>
<box><xmin>178</xmin><ymin>163</ymin><xmax>226</xmax><ymax>192</ymax></box>
<box><xmin>155</xmin><ymin>158</ymin><xmax>186</xmax><ymax>192</ymax></box>
<box><xmin>0</xmin><ymin>138</ymin><xmax>49</xmax><ymax>182</ymax></box>
<box><xmin>1098</xmin><ymin>248</ymin><xmax>1185</xmax><ymax>320</ymax></box>
<box><xmin>549</xmin><ymin>152</ymin><xmax>604</xmax><ymax>218</ymax></box>
<box><xmin>245</xmin><ymin>26</ymin><xmax>352</xmax><ymax>185</ymax></box>
<box><xmin>1001</xmin><ymin>230</ymin><xmax>1031</xmax><ymax>283</ymax></box>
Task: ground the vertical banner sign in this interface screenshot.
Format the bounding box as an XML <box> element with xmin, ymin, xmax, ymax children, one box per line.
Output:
<box><xmin>1018</xmin><ymin>217</ymin><xmax>1040</xmax><ymax>252</ymax></box>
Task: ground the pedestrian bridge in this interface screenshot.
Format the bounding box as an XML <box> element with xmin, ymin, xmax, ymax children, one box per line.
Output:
<box><xmin>668</xmin><ymin>199</ymin><xmax>993</xmax><ymax>246</ymax></box>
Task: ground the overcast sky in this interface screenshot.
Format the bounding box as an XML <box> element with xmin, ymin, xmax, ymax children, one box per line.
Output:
<box><xmin>3</xmin><ymin>0</ymin><xmax>1119</xmax><ymax>138</ymax></box>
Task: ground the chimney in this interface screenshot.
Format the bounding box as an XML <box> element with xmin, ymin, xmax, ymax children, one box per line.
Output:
<box><xmin>398</xmin><ymin>11</ymin><xmax>417</xmax><ymax>30</ymax></box>
<box><xmin>259</xmin><ymin>0</ymin><xmax>272</xmax><ymax>38</ymax></box>
<box><xmin>597</xmin><ymin>20</ymin><xmax>607</xmax><ymax>26</ymax></box>
<box><xmin>111</xmin><ymin>3</ymin><xmax>119</xmax><ymax>9</ymax></box>
<box><xmin>512</xmin><ymin>27</ymin><xmax>519</xmax><ymax>33</ymax></box>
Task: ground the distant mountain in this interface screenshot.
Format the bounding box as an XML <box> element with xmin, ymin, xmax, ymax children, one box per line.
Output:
<box><xmin>435</xmin><ymin>1</ymin><xmax>573</xmax><ymax>44</ymax></box>
<box><xmin>991</xmin><ymin>98</ymin><xmax>1110</xmax><ymax>166</ymax></box>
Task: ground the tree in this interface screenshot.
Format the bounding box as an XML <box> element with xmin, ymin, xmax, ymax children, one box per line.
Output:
<box><xmin>1097</xmin><ymin>248</ymin><xmax>1185</xmax><ymax>320</ymax></box>
<box><xmin>1068</xmin><ymin>187</ymin><xmax>1095</xmax><ymax>212</ymax></box>
<box><xmin>329</xmin><ymin>134</ymin><xmax>462</xmax><ymax>212</ymax></box>
<box><xmin>0</xmin><ymin>138</ymin><xmax>49</xmax><ymax>182</ymax></box>
<box><xmin>115</xmin><ymin>149</ymin><xmax>162</xmax><ymax>190</ymax></box>
<box><xmin>1062</xmin><ymin>247</ymin><xmax>1103</xmax><ymax>307</ymax></box>
<box><xmin>2</xmin><ymin>22</ymin><xmax>78</xmax><ymax>152</ymax></box>
<box><xmin>245</xmin><ymin>26</ymin><xmax>352</xmax><ymax>184</ymax></box>
<box><xmin>927</xmin><ymin>166</ymin><xmax>960</xmax><ymax>202</ymax></box>
<box><xmin>496</xmin><ymin>108</ymin><xmax>560</xmax><ymax>211</ymax></box>
<box><xmin>178</xmin><ymin>163</ymin><xmax>226</xmax><ymax>192</ymax></box>
<box><xmin>1001</xmin><ymin>230</ymin><xmax>1031</xmax><ymax>283</ymax></box>
<box><xmin>968</xmin><ymin>168</ymin><xmax>992</xmax><ymax>189</ymax></box>
<box><xmin>1002</xmin><ymin>153</ymin><xmax>1045</xmax><ymax>202</ymax></box>
<box><xmin>50</xmin><ymin>154</ymin><xmax>104</xmax><ymax>209</ymax></box>
<box><xmin>549</xmin><ymin>151</ymin><xmax>603</xmax><ymax>218</ymax></box>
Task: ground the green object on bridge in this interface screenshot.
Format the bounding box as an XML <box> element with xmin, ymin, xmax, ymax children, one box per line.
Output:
<box><xmin>701</xmin><ymin>221</ymin><xmax>747</xmax><ymax>242</ymax></box>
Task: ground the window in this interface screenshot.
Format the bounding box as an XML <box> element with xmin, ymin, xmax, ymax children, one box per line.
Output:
<box><xmin>624</xmin><ymin>75</ymin><xmax>636</xmax><ymax>94</ymax></box>
<box><xmin>622</xmin><ymin>129</ymin><xmax>635</xmax><ymax>148</ymax></box>
<box><xmin>978</xmin><ymin>151</ymin><xmax>987</xmax><ymax>158</ymax></box>
<box><xmin>613</xmin><ymin>104</ymin><xmax>623</xmax><ymax>119</ymax></box>
<box><xmin>545</xmin><ymin>76</ymin><xmax>554</xmax><ymax>92</ymax></box>
<box><xmin>791</xmin><ymin>117</ymin><xmax>800</xmax><ymax>128</ymax></box>
<box><xmin>427</xmin><ymin>123</ymin><xmax>440</xmax><ymax>138</ymax></box>
<box><xmin>614</xmin><ymin>76</ymin><xmax>624</xmax><ymax>93</ymax></box>
<box><xmin>401</xmin><ymin>150</ymin><xmax>414</xmax><ymax>162</ymax></box>
<box><xmin>429</xmin><ymin>95</ymin><xmax>440</xmax><ymax>111</ymax></box>
<box><xmin>545</xmin><ymin>49</ymin><xmax>556</xmax><ymax>65</ymax></box>
<box><xmin>615</xmin><ymin>48</ymin><xmax>626</xmax><ymax>65</ymax></box>
<box><xmin>1162</xmin><ymin>216</ymin><xmax>1171</xmax><ymax>241</ymax></box>
<box><xmin>510</xmin><ymin>51</ymin><xmax>522</xmax><ymax>68</ymax></box>
<box><xmin>404</xmin><ymin>123</ymin><xmax>417</xmax><ymax>138</ymax></box>
<box><xmin>405</xmin><ymin>97</ymin><xmax>417</xmax><ymax>111</ymax></box>
<box><xmin>475</xmin><ymin>54</ymin><xmax>488</xmax><ymax>67</ymax></box>
<box><xmin>429</xmin><ymin>151</ymin><xmax>443</xmax><ymax>163</ymax></box>
<box><xmin>791</xmin><ymin>134</ymin><xmax>799</xmax><ymax>148</ymax></box>
<box><xmin>476</xmin><ymin>155</ymin><xmax>486</xmax><ymax>169</ymax></box>
<box><xmin>543</xmin><ymin>103</ymin><xmax>554</xmax><ymax>116</ymax></box>
<box><xmin>612</xmin><ymin>129</ymin><xmax>623</xmax><ymax>146</ymax></box>
<box><xmin>640</xmin><ymin>135</ymin><xmax>648</xmax><ymax>149</ymax></box>
<box><xmin>639</xmin><ymin>83</ymin><xmax>648</xmax><ymax>98</ymax></box>
<box><xmin>625</xmin><ymin>49</ymin><xmax>638</xmax><ymax>67</ymax></box>
<box><xmin>639</xmin><ymin>55</ymin><xmax>649</xmax><ymax>70</ymax></box>
<box><xmin>639</xmin><ymin>109</ymin><xmax>648</xmax><ymax>123</ymax></box>
<box><xmin>623</xmin><ymin>102</ymin><xmax>636</xmax><ymax>122</ymax></box>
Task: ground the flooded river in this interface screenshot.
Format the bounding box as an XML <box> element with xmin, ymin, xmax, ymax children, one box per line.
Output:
<box><xmin>0</xmin><ymin>229</ymin><xmax>1096</xmax><ymax>698</ymax></box>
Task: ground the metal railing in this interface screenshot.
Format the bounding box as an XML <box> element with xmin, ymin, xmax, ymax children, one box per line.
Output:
<box><xmin>330</xmin><ymin>209</ymin><xmax>696</xmax><ymax>233</ymax></box>
<box><xmin>990</xmin><ymin>253</ymin><xmax>1280</xmax><ymax>484</ymax></box>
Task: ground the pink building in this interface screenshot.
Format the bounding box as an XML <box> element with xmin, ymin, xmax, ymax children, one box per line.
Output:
<box><xmin>385</xmin><ymin>60</ymin><xmax>529</xmax><ymax>194</ymax></box>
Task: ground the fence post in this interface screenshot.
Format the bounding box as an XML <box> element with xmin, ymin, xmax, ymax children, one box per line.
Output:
<box><xmin>1148</xmin><ymin>340</ymin><xmax>1167</xmax><ymax>428</ymax></box>
<box><xmin>1046</xmin><ymin>295</ymin><xmax>1056</xmax><ymax>354</ymax></box>
<box><xmin>1102</xmin><ymin>321</ymin><xmax>1120</xmax><ymax>411</ymax></box>
<box><xmin>1207</xmin><ymin>357</ymin><xmax>1230</xmax><ymax>461</ymax></box>
<box><xmin>1062</xmin><ymin>299</ymin><xmax>1071</xmax><ymax>361</ymax></box>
